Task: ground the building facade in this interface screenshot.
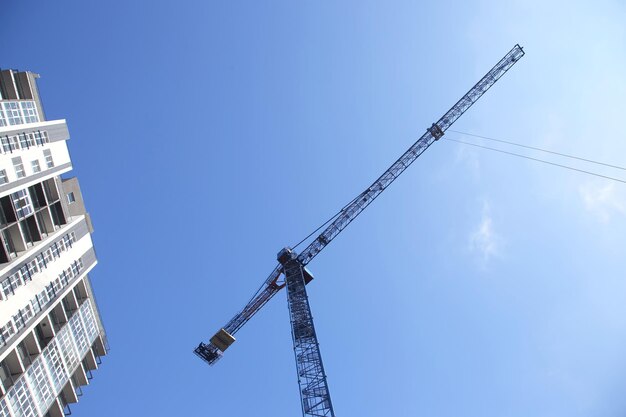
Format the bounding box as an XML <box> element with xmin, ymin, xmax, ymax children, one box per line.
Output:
<box><xmin>0</xmin><ymin>69</ymin><xmax>107</xmax><ymax>417</ymax></box>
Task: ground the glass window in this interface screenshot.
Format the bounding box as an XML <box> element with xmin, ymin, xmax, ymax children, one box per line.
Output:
<box><xmin>2</xmin><ymin>278</ymin><xmax>12</xmax><ymax>297</ymax></box>
<box><xmin>38</xmin><ymin>289</ymin><xmax>50</xmax><ymax>306</ymax></box>
<box><xmin>12</xmin><ymin>156</ymin><xmax>25</xmax><ymax>178</ymax></box>
<box><xmin>0</xmin><ymin>169</ymin><xmax>7</xmax><ymax>185</ymax></box>
<box><xmin>20</xmin><ymin>101</ymin><xmax>38</xmax><ymax>124</ymax></box>
<box><xmin>57</xmin><ymin>328</ymin><xmax>79</xmax><ymax>371</ymax></box>
<box><xmin>9</xmin><ymin>273</ymin><xmax>22</xmax><ymax>291</ymax></box>
<box><xmin>8</xmin><ymin>379</ymin><xmax>37</xmax><ymax>417</ymax></box>
<box><xmin>18</xmin><ymin>133</ymin><xmax>28</xmax><ymax>149</ymax></box>
<box><xmin>43</xmin><ymin>341</ymin><xmax>67</xmax><ymax>392</ymax></box>
<box><xmin>30</xmin><ymin>160</ymin><xmax>41</xmax><ymax>173</ymax></box>
<box><xmin>81</xmin><ymin>303</ymin><xmax>98</xmax><ymax>340</ymax></box>
<box><xmin>43</xmin><ymin>149</ymin><xmax>54</xmax><ymax>168</ymax></box>
<box><xmin>13</xmin><ymin>312</ymin><xmax>24</xmax><ymax>330</ymax></box>
<box><xmin>0</xmin><ymin>322</ymin><xmax>15</xmax><ymax>342</ymax></box>
<box><xmin>0</xmin><ymin>398</ymin><xmax>11</xmax><ymax>417</ymax></box>
<box><xmin>28</xmin><ymin>260</ymin><xmax>38</xmax><ymax>276</ymax></box>
<box><xmin>70</xmin><ymin>314</ymin><xmax>87</xmax><ymax>352</ymax></box>
<box><xmin>21</xmin><ymin>305</ymin><xmax>33</xmax><ymax>323</ymax></box>
<box><xmin>3</xmin><ymin>102</ymin><xmax>23</xmax><ymax>125</ymax></box>
<box><xmin>31</xmin><ymin>297</ymin><xmax>41</xmax><ymax>315</ymax></box>
<box><xmin>52</xmin><ymin>277</ymin><xmax>62</xmax><ymax>293</ymax></box>
<box><xmin>20</xmin><ymin>265</ymin><xmax>31</xmax><ymax>282</ymax></box>
<box><xmin>36</xmin><ymin>253</ymin><xmax>46</xmax><ymax>270</ymax></box>
<box><xmin>26</xmin><ymin>358</ymin><xmax>54</xmax><ymax>413</ymax></box>
<box><xmin>0</xmin><ymin>136</ymin><xmax>10</xmax><ymax>153</ymax></box>
<box><xmin>51</xmin><ymin>243</ymin><xmax>60</xmax><ymax>259</ymax></box>
<box><xmin>46</xmin><ymin>283</ymin><xmax>55</xmax><ymax>300</ymax></box>
<box><xmin>60</xmin><ymin>271</ymin><xmax>68</xmax><ymax>285</ymax></box>
<box><xmin>67</xmin><ymin>192</ymin><xmax>76</xmax><ymax>203</ymax></box>
<box><xmin>11</xmin><ymin>189</ymin><xmax>33</xmax><ymax>218</ymax></box>
<box><xmin>9</xmin><ymin>136</ymin><xmax>18</xmax><ymax>151</ymax></box>
<box><xmin>34</xmin><ymin>131</ymin><xmax>44</xmax><ymax>146</ymax></box>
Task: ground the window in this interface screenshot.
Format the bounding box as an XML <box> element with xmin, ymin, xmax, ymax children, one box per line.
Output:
<box><xmin>8</xmin><ymin>379</ymin><xmax>37</xmax><ymax>417</ymax></box>
<box><xmin>46</xmin><ymin>283</ymin><xmax>55</xmax><ymax>300</ymax></box>
<box><xmin>9</xmin><ymin>136</ymin><xmax>18</xmax><ymax>151</ymax></box>
<box><xmin>60</xmin><ymin>271</ymin><xmax>68</xmax><ymax>285</ymax></box>
<box><xmin>3</xmin><ymin>102</ymin><xmax>22</xmax><ymax>125</ymax></box>
<box><xmin>36</xmin><ymin>253</ymin><xmax>46</xmax><ymax>270</ymax></box>
<box><xmin>31</xmin><ymin>297</ymin><xmax>41</xmax><ymax>315</ymax></box>
<box><xmin>31</xmin><ymin>160</ymin><xmax>41</xmax><ymax>173</ymax></box>
<box><xmin>11</xmin><ymin>189</ymin><xmax>33</xmax><ymax>219</ymax></box>
<box><xmin>21</xmin><ymin>305</ymin><xmax>33</xmax><ymax>323</ymax></box>
<box><xmin>1</xmin><ymin>136</ymin><xmax>10</xmax><ymax>153</ymax></box>
<box><xmin>52</xmin><ymin>277</ymin><xmax>62</xmax><ymax>293</ymax></box>
<box><xmin>33</xmin><ymin>131</ymin><xmax>48</xmax><ymax>146</ymax></box>
<box><xmin>20</xmin><ymin>102</ymin><xmax>38</xmax><ymax>124</ymax></box>
<box><xmin>0</xmin><ymin>322</ymin><xmax>15</xmax><ymax>345</ymax></box>
<box><xmin>2</xmin><ymin>279</ymin><xmax>12</xmax><ymax>297</ymax></box>
<box><xmin>67</xmin><ymin>192</ymin><xmax>76</xmax><ymax>203</ymax></box>
<box><xmin>43</xmin><ymin>149</ymin><xmax>54</xmax><ymax>168</ymax></box>
<box><xmin>28</xmin><ymin>260</ymin><xmax>38</xmax><ymax>275</ymax></box>
<box><xmin>0</xmin><ymin>170</ymin><xmax>7</xmax><ymax>185</ymax></box>
<box><xmin>9</xmin><ymin>273</ymin><xmax>22</xmax><ymax>292</ymax></box>
<box><xmin>26</xmin><ymin>359</ymin><xmax>54</xmax><ymax>413</ymax></box>
<box><xmin>13</xmin><ymin>312</ymin><xmax>24</xmax><ymax>330</ymax></box>
<box><xmin>43</xmin><ymin>343</ymin><xmax>67</xmax><ymax>392</ymax></box>
<box><xmin>18</xmin><ymin>133</ymin><xmax>28</xmax><ymax>149</ymax></box>
<box><xmin>51</xmin><ymin>243</ymin><xmax>60</xmax><ymax>259</ymax></box>
<box><xmin>20</xmin><ymin>265</ymin><xmax>31</xmax><ymax>282</ymax></box>
<box><xmin>12</xmin><ymin>157</ymin><xmax>25</xmax><ymax>178</ymax></box>
<box><xmin>38</xmin><ymin>290</ymin><xmax>50</xmax><ymax>307</ymax></box>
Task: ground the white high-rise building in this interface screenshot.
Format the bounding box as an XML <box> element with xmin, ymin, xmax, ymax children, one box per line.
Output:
<box><xmin>0</xmin><ymin>69</ymin><xmax>107</xmax><ymax>417</ymax></box>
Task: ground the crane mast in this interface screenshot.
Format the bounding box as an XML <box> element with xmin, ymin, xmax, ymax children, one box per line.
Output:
<box><xmin>195</xmin><ymin>44</ymin><xmax>524</xmax><ymax>416</ymax></box>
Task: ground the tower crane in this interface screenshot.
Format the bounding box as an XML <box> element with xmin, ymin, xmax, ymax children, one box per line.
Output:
<box><xmin>195</xmin><ymin>44</ymin><xmax>525</xmax><ymax>417</ymax></box>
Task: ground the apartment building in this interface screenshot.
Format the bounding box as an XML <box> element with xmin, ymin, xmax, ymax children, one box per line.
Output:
<box><xmin>0</xmin><ymin>69</ymin><xmax>107</xmax><ymax>417</ymax></box>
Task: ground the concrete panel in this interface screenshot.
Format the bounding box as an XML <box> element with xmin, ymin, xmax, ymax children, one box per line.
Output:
<box><xmin>0</xmin><ymin>70</ymin><xmax>17</xmax><ymax>100</ymax></box>
<box><xmin>14</xmin><ymin>73</ymin><xmax>33</xmax><ymax>100</ymax></box>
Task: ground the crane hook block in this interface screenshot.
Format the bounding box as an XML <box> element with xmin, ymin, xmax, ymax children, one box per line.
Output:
<box><xmin>210</xmin><ymin>328</ymin><xmax>236</xmax><ymax>352</ymax></box>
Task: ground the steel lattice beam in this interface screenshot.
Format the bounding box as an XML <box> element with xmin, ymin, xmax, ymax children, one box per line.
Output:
<box><xmin>195</xmin><ymin>45</ymin><xmax>525</xmax><ymax>417</ymax></box>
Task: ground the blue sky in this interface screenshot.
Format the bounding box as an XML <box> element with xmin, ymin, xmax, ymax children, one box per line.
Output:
<box><xmin>3</xmin><ymin>1</ymin><xmax>626</xmax><ymax>416</ymax></box>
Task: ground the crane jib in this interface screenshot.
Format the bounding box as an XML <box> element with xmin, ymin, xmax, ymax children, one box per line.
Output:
<box><xmin>194</xmin><ymin>44</ymin><xmax>525</xmax><ymax>367</ymax></box>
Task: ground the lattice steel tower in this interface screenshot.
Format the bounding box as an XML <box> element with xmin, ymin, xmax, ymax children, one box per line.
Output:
<box><xmin>195</xmin><ymin>45</ymin><xmax>525</xmax><ymax>417</ymax></box>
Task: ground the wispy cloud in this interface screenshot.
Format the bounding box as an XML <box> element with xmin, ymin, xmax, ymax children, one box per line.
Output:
<box><xmin>579</xmin><ymin>182</ymin><xmax>626</xmax><ymax>223</ymax></box>
<box><xmin>452</xmin><ymin>139</ymin><xmax>481</xmax><ymax>181</ymax></box>
<box><xmin>469</xmin><ymin>201</ymin><xmax>501</xmax><ymax>263</ymax></box>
